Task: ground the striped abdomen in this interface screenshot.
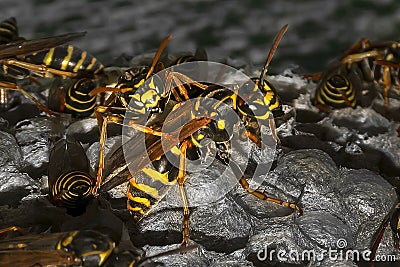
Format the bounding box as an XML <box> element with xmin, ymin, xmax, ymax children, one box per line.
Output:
<box><xmin>315</xmin><ymin>73</ymin><xmax>356</xmax><ymax>109</ymax></box>
<box><xmin>48</xmin><ymin>138</ymin><xmax>94</xmax><ymax>210</ymax></box>
<box><xmin>25</xmin><ymin>45</ymin><xmax>103</xmax><ymax>74</ymax></box>
<box><xmin>49</xmin><ymin>170</ymin><xmax>94</xmax><ymax>209</ymax></box>
<box><xmin>127</xmin><ymin>151</ymin><xmax>179</xmax><ymax>221</ymax></box>
<box><xmin>64</xmin><ymin>78</ymin><xmax>97</xmax><ymax>117</ymax></box>
<box><xmin>0</xmin><ymin>17</ymin><xmax>18</xmax><ymax>44</ymax></box>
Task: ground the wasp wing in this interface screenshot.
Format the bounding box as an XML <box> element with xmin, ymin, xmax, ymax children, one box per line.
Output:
<box><xmin>0</xmin><ymin>31</ymin><xmax>86</xmax><ymax>59</ymax></box>
<box><xmin>100</xmin><ymin>103</ymin><xmax>210</xmax><ymax>193</ymax></box>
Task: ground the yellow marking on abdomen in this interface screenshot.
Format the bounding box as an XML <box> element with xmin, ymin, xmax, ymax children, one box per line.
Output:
<box><xmin>142</xmin><ymin>167</ymin><xmax>176</xmax><ymax>185</ymax></box>
<box><xmin>127</xmin><ymin>206</ymin><xmax>145</xmax><ymax>214</ymax></box>
<box><xmin>73</xmin><ymin>51</ymin><xmax>87</xmax><ymax>73</ymax></box>
<box><xmin>86</xmin><ymin>57</ymin><xmax>97</xmax><ymax>71</ymax></box>
<box><xmin>129</xmin><ymin>179</ymin><xmax>160</xmax><ymax>199</ymax></box>
<box><xmin>65</xmin><ymin>101</ymin><xmax>96</xmax><ymax>112</ymax></box>
<box><xmin>127</xmin><ymin>193</ymin><xmax>151</xmax><ymax>207</ymax></box>
<box><xmin>44</xmin><ymin>48</ymin><xmax>55</xmax><ymax>66</ymax></box>
<box><xmin>61</xmin><ymin>45</ymin><xmax>74</xmax><ymax>70</ymax></box>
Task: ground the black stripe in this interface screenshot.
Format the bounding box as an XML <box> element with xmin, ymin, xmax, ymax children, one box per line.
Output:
<box><xmin>0</xmin><ymin>17</ymin><xmax>18</xmax><ymax>44</ymax></box>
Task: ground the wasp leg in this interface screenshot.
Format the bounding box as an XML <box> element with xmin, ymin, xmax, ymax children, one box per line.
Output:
<box><xmin>0</xmin><ymin>81</ymin><xmax>59</xmax><ymax>116</ymax></box>
<box><xmin>303</xmin><ymin>72</ymin><xmax>323</xmax><ymax>82</ymax></box>
<box><xmin>268</xmin><ymin>118</ymin><xmax>281</xmax><ymax>147</ymax></box>
<box><xmin>369</xmin><ymin>202</ymin><xmax>400</xmax><ymax>267</ymax></box>
<box><xmin>242</xmin><ymin>121</ymin><xmax>280</xmax><ymax>148</ymax></box>
<box><xmin>370</xmin><ymin>219</ymin><xmax>389</xmax><ymax>267</ymax></box>
<box><xmin>0</xmin><ymin>226</ymin><xmax>26</xmax><ymax>238</ymax></box>
<box><xmin>2</xmin><ymin>58</ymin><xmax>79</xmax><ymax>78</ymax></box>
<box><xmin>164</xmin><ymin>71</ymin><xmax>209</xmax><ymax>102</ymax></box>
<box><xmin>178</xmin><ymin>140</ymin><xmax>190</xmax><ymax>247</ymax></box>
<box><xmin>382</xmin><ymin>64</ymin><xmax>391</xmax><ymax>113</ymax></box>
<box><xmin>239</xmin><ymin>177</ymin><xmax>303</xmax><ymax>216</ymax></box>
<box><xmin>341</xmin><ymin>50</ymin><xmax>381</xmax><ymax>65</ymax></box>
<box><xmin>95</xmin><ymin>105</ymin><xmax>177</xmax><ymax>141</ymax></box>
<box><xmin>92</xmin><ymin>105</ymin><xmax>178</xmax><ymax>195</ymax></box>
<box><xmin>341</xmin><ymin>38</ymin><xmax>372</xmax><ymax>59</ymax></box>
<box><xmin>92</xmin><ymin>114</ymin><xmax>108</xmax><ymax>196</ymax></box>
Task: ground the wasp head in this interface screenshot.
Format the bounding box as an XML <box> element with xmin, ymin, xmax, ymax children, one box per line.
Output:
<box><xmin>118</xmin><ymin>66</ymin><xmax>150</xmax><ymax>90</ymax></box>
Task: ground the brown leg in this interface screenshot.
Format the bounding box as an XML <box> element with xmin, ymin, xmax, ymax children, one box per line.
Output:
<box><xmin>268</xmin><ymin>118</ymin><xmax>281</xmax><ymax>147</ymax></box>
<box><xmin>239</xmin><ymin>176</ymin><xmax>303</xmax><ymax>216</ymax></box>
<box><xmin>303</xmin><ymin>72</ymin><xmax>323</xmax><ymax>82</ymax></box>
<box><xmin>242</xmin><ymin>120</ymin><xmax>280</xmax><ymax>148</ymax></box>
<box><xmin>341</xmin><ymin>38</ymin><xmax>371</xmax><ymax>59</ymax></box>
<box><xmin>341</xmin><ymin>50</ymin><xmax>381</xmax><ymax>65</ymax></box>
<box><xmin>92</xmin><ymin>106</ymin><xmax>178</xmax><ymax>195</ymax></box>
<box><xmin>0</xmin><ymin>81</ymin><xmax>59</xmax><ymax>116</ymax></box>
<box><xmin>245</xmin><ymin>130</ymin><xmax>264</xmax><ymax>149</ymax></box>
<box><xmin>382</xmin><ymin>65</ymin><xmax>391</xmax><ymax>113</ymax></box>
<box><xmin>3</xmin><ymin>58</ymin><xmax>78</xmax><ymax>78</ymax></box>
<box><xmin>92</xmin><ymin>115</ymin><xmax>108</xmax><ymax>196</ymax></box>
<box><xmin>164</xmin><ymin>71</ymin><xmax>209</xmax><ymax>102</ymax></box>
<box><xmin>177</xmin><ymin>140</ymin><xmax>191</xmax><ymax>246</ymax></box>
<box><xmin>0</xmin><ymin>226</ymin><xmax>26</xmax><ymax>238</ymax></box>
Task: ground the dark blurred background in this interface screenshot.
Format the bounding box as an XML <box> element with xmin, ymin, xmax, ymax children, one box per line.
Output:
<box><xmin>2</xmin><ymin>0</ymin><xmax>400</xmax><ymax>73</ymax></box>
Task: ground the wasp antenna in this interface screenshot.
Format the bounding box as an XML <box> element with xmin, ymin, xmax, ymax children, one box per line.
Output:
<box><xmin>259</xmin><ymin>24</ymin><xmax>289</xmax><ymax>83</ymax></box>
<box><xmin>146</xmin><ymin>35</ymin><xmax>173</xmax><ymax>79</ymax></box>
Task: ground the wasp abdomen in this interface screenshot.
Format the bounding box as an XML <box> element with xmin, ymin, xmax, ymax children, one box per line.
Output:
<box><xmin>48</xmin><ymin>138</ymin><xmax>94</xmax><ymax>210</ymax></box>
<box><xmin>25</xmin><ymin>45</ymin><xmax>104</xmax><ymax>74</ymax></box>
<box><xmin>0</xmin><ymin>17</ymin><xmax>18</xmax><ymax>45</ymax></box>
<box><xmin>64</xmin><ymin>78</ymin><xmax>97</xmax><ymax>117</ymax></box>
<box><xmin>315</xmin><ymin>73</ymin><xmax>356</xmax><ymax>109</ymax></box>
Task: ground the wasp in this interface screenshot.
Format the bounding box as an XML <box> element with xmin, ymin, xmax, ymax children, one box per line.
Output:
<box><xmin>370</xmin><ymin>202</ymin><xmax>400</xmax><ymax>267</ymax></box>
<box><xmin>0</xmin><ymin>228</ymin><xmax>113</xmax><ymax>266</ymax></box>
<box><xmin>98</xmin><ymin>25</ymin><xmax>302</xmax><ymax>248</ymax></box>
<box><xmin>0</xmin><ymin>227</ymin><xmax>195</xmax><ymax>266</ymax></box>
<box><xmin>47</xmin><ymin>77</ymin><xmax>98</xmax><ymax>118</ymax></box>
<box><xmin>45</xmin><ymin>99</ymin><xmax>210</xmax><ymax>215</ymax></box>
<box><xmin>0</xmin><ymin>19</ymin><xmax>104</xmax><ymax>118</ymax></box>
<box><xmin>0</xmin><ymin>29</ymin><xmax>92</xmax><ymax>116</ymax></box>
<box><xmin>48</xmin><ymin>136</ymin><xmax>95</xmax><ymax>214</ymax></box>
<box><xmin>313</xmin><ymin>38</ymin><xmax>400</xmax><ymax>112</ymax></box>
<box><xmin>88</xmin><ymin>35</ymin><xmax>210</xmax><ymax>196</ymax></box>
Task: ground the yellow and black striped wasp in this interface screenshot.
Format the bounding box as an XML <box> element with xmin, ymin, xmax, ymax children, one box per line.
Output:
<box><xmin>0</xmin><ymin>228</ymin><xmax>114</xmax><ymax>267</ymax></box>
<box><xmin>48</xmin><ymin>136</ymin><xmax>95</xmax><ymax>214</ymax></box>
<box><xmin>47</xmin><ymin>77</ymin><xmax>99</xmax><ymax>118</ymax></box>
<box><xmin>96</xmin><ymin>25</ymin><xmax>302</xmax><ymax>247</ymax></box>
<box><xmin>369</xmin><ymin>201</ymin><xmax>400</xmax><ymax>267</ymax></box>
<box><xmin>313</xmin><ymin>38</ymin><xmax>400</xmax><ymax>112</ymax></box>
<box><xmin>0</xmin><ymin>227</ymin><xmax>196</xmax><ymax>267</ymax></box>
<box><xmin>0</xmin><ymin>29</ymin><xmax>92</xmax><ymax>117</ymax></box>
<box><xmin>46</xmin><ymin>101</ymin><xmax>210</xmax><ymax>215</ymax></box>
<box><xmin>0</xmin><ymin>18</ymin><xmax>104</xmax><ymax>118</ymax></box>
<box><xmin>87</xmin><ymin>35</ymin><xmax>211</xmax><ymax>196</ymax></box>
